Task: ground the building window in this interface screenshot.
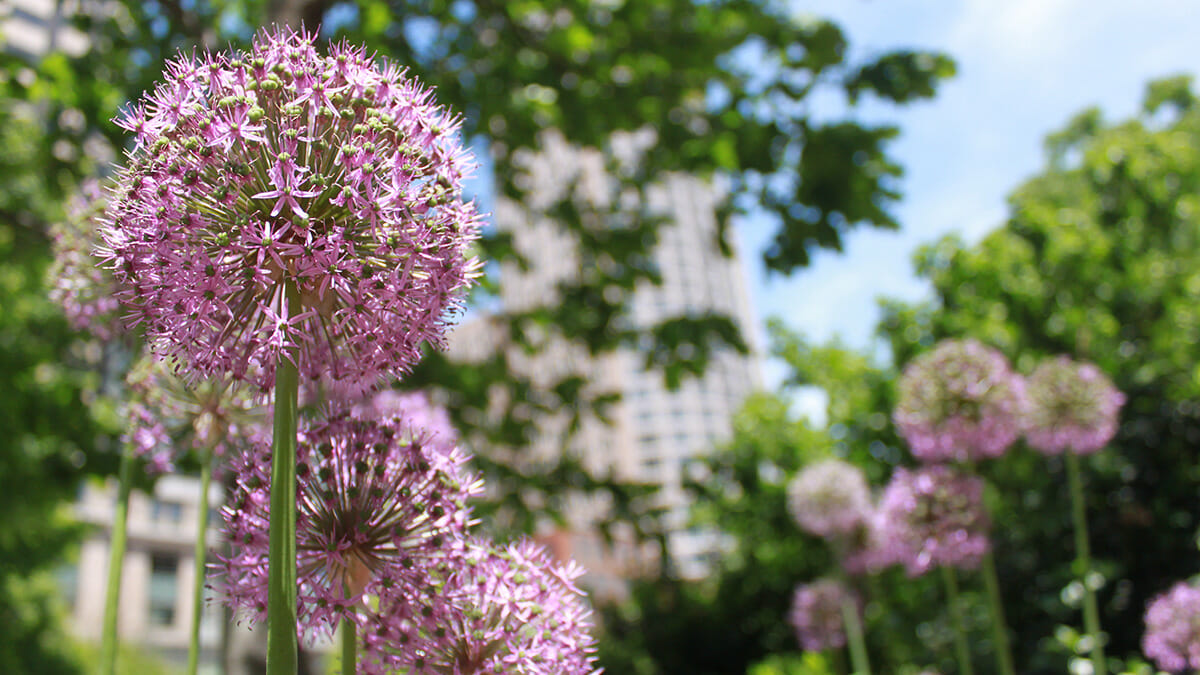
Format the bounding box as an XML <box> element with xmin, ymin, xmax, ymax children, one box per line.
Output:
<box><xmin>148</xmin><ymin>553</ymin><xmax>179</xmax><ymax>627</ymax></box>
<box><xmin>57</xmin><ymin>564</ymin><xmax>79</xmax><ymax>611</ymax></box>
<box><xmin>150</xmin><ymin>499</ymin><xmax>183</xmax><ymax>525</ymax></box>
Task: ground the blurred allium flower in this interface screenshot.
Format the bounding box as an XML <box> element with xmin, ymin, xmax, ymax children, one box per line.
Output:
<box><xmin>100</xmin><ymin>27</ymin><xmax>481</xmax><ymax>394</ymax></box>
<box><xmin>49</xmin><ymin>179</ymin><xmax>121</xmax><ymax>339</ymax></box>
<box><xmin>788</xmin><ymin>578</ymin><xmax>857</xmax><ymax>652</ymax></box>
<box><xmin>893</xmin><ymin>338</ymin><xmax>1026</xmax><ymax>462</ymax></box>
<box><xmin>364</xmin><ymin>538</ymin><xmax>601</xmax><ymax>675</ymax></box>
<box><xmin>876</xmin><ymin>466</ymin><xmax>991</xmax><ymax>576</ymax></box>
<box><xmin>220</xmin><ymin>405</ymin><xmax>481</xmax><ymax>638</ymax></box>
<box><xmin>124</xmin><ymin>356</ymin><xmax>266</xmax><ymax>474</ymax></box>
<box><xmin>1142</xmin><ymin>581</ymin><xmax>1200</xmax><ymax>673</ymax></box>
<box><xmin>1023</xmin><ymin>356</ymin><xmax>1124</xmax><ymax>456</ymax></box>
<box><xmin>838</xmin><ymin>513</ymin><xmax>892</xmax><ymax>577</ymax></box>
<box><xmin>787</xmin><ymin>459</ymin><xmax>872</xmax><ymax>539</ymax></box>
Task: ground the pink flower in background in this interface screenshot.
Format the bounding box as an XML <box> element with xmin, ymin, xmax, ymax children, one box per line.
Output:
<box><xmin>876</xmin><ymin>466</ymin><xmax>991</xmax><ymax>576</ymax></box>
<box><xmin>48</xmin><ymin>179</ymin><xmax>121</xmax><ymax>339</ymax></box>
<box><xmin>364</xmin><ymin>538</ymin><xmax>601</xmax><ymax>675</ymax></box>
<box><xmin>220</xmin><ymin>406</ymin><xmax>481</xmax><ymax>640</ymax></box>
<box><xmin>1142</xmin><ymin>581</ymin><xmax>1200</xmax><ymax>673</ymax></box>
<box><xmin>1023</xmin><ymin>356</ymin><xmax>1124</xmax><ymax>456</ymax></box>
<box><xmin>787</xmin><ymin>458</ymin><xmax>873</xmax><ymax>539</ymax></box>
<box><xmin>893</xmin><ymin>338</ymin><xmax>1026</xmax><ymax>463</ymax></box>
<box><xmin>123</xmin><ymin>356</ymin><xmax>267</xmax><ymax>474</ymax></box>
<box><xmin>100</xmin><ymin>27</ymin><xmax>481</xmax><ymax>396</ymax></box>
<box><xmin>788</xmin><ymin>578</ymin><xmax>857</xmax><ymax>652</ymax></box>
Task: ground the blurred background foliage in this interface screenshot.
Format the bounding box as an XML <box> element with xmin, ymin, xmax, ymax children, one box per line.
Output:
<box><xmin>597</xmin><ymin>77</ymin><xmax>1200</xmax><ymax>674</ymax></box>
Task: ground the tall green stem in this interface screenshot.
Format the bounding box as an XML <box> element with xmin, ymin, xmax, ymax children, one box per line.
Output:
<box><xmin>100</xmin><ymin>444</ymin><xmax>135</xmax><ymax>675</ymax></box>
<box><xmin>981</xmin><ymin>551</ymin><xmax>1016</xmax><ymax>675</ymax></box>
<box><xmin>267</xmin><ymin>283</ymin><xmax>301</xmax><ymax>675</ymax></box>
<box><xmin>341</xmin><ymin>615</ymin><xmax>357</xmax><ymax>675</ymax></box>
<box><xmin>841</xmin><ymin>597</ymin><xmax>871</xmax><ymax>675</ymax></box>
<box><xmin>186</xmin><ymin>450</ymin><xmax>214</xmax><ymax>675</ymax></box>
<box><xmin>1066</xmin><ymin>451</ymin><xmax>1107</xmax><ymax>675</ymax></box>
<box><xmin>941</xmin><ymin>566</ymin><xmax>975</xmax><ymax>675</ymax></box>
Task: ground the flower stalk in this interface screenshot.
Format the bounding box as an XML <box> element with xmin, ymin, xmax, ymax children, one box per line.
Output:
<box><xmin>1066</xmin><ymin>450</ymin><xmax>1107</xmax><ymax>675</ymax></box>
<box><xmin>981</xmin><ymin>550</ymin><xmax>1015</xmax><ymax>675</ymax></box>
<box><xmin>840</xmin><ymin>596</ymin><xmax>871</xmax><ymax>675</ymax></box>
<box><xmin>100</xmin><ymin>444</ymin><xmax>136</xmax><ymax>675</ymax></box>
<box><xmin>267</xmin><ymin>283</ymin><xmax>301</xmax><ymax>674</ymax></box>
<box><xmin>186</xmin><ymin>448</ymin><xmax>215</xmax><ymax>675</ymax></box>
<box><xmin>341</xmin><ymin>615</ymin><xmax>357</xmax><ymax>675</ymax></box>
<box><xmin>941</xmin><ymin>566</ymin><xmax>974</xmax><ymax>675</ymax></box>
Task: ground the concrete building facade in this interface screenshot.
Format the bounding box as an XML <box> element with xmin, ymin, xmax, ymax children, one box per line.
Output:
<box><xmin>452</xmin><ymin>129</ymin><xmax>761</xmax><ymax>582</ymax></box>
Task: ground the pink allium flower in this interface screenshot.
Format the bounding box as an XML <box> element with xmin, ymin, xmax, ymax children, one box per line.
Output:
<box><xmin>1142</xmin><ymin>581</ymin><xmax>1200</xmax><ymax>673</ymax></box>
<box><xmin>48</xmin><ymin>179</ymin><xmax>121</xmax><ymax>339</ymax></box>
<box><xmin>100</xmin><ymin>27</ymin><xmax>481</xmax><ymax>395</ymax></box>
<box><xmin>788</xmin><ymin>578</ymin><xmax>857</xmax><ymax>652</ymax></box>
<box><xmin>220</xmin><ymin>406</ymin><xmax>481</xmax><ymax>639</ymax></box>
<box><xmin>124</xmin><ymin>356</ymin><xmax>267</xmax><ymax>474</ymax></box>
<box><xmin>787</xmin><ymin>459</ymin><xmax>872</xmax><ymax>539</ymax></box>
<box><xmin>364</xmin><ymin>538</ymin><xmax>601</xmax><ymax>675</ymax></box>
<box><xmin>875</xmin><ymin>466</ymin><xmax>991</xmax><ymax>576</ymax></box>
<box><xmin>838</xmin><ymin>513</ymin><xmax>892</xmax><ymax>577</ymax></box>
<box><xmin>893</xmin><ymin>338</ymin><xmax>1026</xmax><ymax>463</ymax></box>
<box><xmin>1023</xmin><ymin>356</ymin><xmax>1124</xmax><ymax>456</ymax></box>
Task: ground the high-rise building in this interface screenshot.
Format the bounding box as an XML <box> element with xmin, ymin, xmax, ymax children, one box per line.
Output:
<box><xmin>449</xmin><ymin>129</ymin><xmax>761</xmax><ymax>583</ymax></box>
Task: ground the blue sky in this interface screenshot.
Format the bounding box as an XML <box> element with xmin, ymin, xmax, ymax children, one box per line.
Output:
<box><xmin>740</xmin><ymin>0</ymin><xmax>1200</xmax><ymax>390</ymax></box>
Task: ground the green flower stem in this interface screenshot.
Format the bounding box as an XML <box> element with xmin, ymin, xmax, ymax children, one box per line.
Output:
<box><xmin>100</xmin><ymin>444</ymin><xmax>136</xmax><ymax>675</ymax></box>
<box><xmin>341</xmin><ymin>615</ymin><xmax>357</xmax><ymax>675</ymax></box>
<box><xmin>186</xmin><ymin>449</ymin><xmax>214</xmax><ymax>675</ymax></box>
<box><xmin>981</xmin><ymin>550</ymin><xmax>1016</xmax><ymax>675</ymax></box>
<box><xmin>841</xmin><ymin>597</ymin><xmax>871</xmax><ymax>675</ymax></box>
<box><xmin>1066</xmin><ymin>450</ymin><xmax>1107</xmax><ymax>675</ymax></box>
<box><xmin>941</xmin><ymin>566</ymin><xmax>975</xmax><ymax>675</ymax></box>
<box><xmin>267</xmin><ymin>282</ymin><xmax>301</xmax><ymax>675</ymax></box>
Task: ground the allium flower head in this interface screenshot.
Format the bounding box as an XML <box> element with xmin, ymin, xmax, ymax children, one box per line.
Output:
<box><xmin>787</xmin><ymin>458</ymin><xmax>872</xmax><ymax>539</ymax></box>
<box><xmin>1142</xmin><ymin>581</ymin><xmax>1200</xmax><ymax>673</ymax></box>
<box><xmin>101</xmin><ymin>27</ymin><xmax>481</xmax><ymax>394</ymax></box>
<box><xmin>49</xmin><ymin>179</ymin><xmax>121</xmax><ymax>339</ymax></box>
<box><xmin>876</xmin><ymin>466</ymin><xmax>991</xmax><ymax>576</ymax></box>
<box><xmin>788</xmin><ymin>578</ymin><xmax>857</xmax><ymax>652</ymax></box>
<box><xmin>124</xmin><ymin>356</ymin><xmax>266</xmax><ymax>474</ymax></box>
<box><xmin>1023</xmin><ymin>356</ymin><xmax>1124</xmax><ymax>456</ymax></box>
<box><xmin>364</xmin><ymin>538</ymin><xmax>601</xmax><ymax>675</ymax></box>
<box><xmin>893</xmin><ymin>338</ymin><xmax>1026</xmax><ymax>463</ymax></box>
<box><xmin>220</xmin><ymin>405</ymin><xmax>481</xmax><ymax>638</ymax></box>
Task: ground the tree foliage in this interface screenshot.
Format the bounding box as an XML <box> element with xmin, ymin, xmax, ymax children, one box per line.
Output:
<box><xmin>878</xmin><ymin>74</ymin><xmax>1200</xmax><ymax>670</ymax></box>
<box><xmin>602</xmin><ymin>75</ymin><xmax>1200</xmax><ymax>674</ymax></box>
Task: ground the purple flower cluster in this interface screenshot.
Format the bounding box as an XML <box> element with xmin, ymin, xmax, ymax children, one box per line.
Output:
<box><xmin>124</xmin><ymin>357</ymin><xmax>266</xmax><ymax>474</ymax></box>
<box><xmin>100</xmin><ymin>27</ymin><xmax>480</xmax><ymax>395</ymax></box>
<box><xmin>787</xmin><ymin>459</ymin><xmax>873</xmax><ymax>539</ymax></box>
<box><xmin>220</xmin><ymin>403</ymin><xmax>481</xmax><ymax>638</ymax></box>
<box><xmin>788</xmin><ymin>579</ymin><xmax>857</xmax><ymax>652</ymax></box>
<box><xmin>219</xmin><ymin>394</ymin><xmax>600</xmax><ymax>672</ymax></box>
<box><xmin>893</xmin><ymin>339</ymin><xmax>1026</xmax><ymax>463</ymax></box>
<box><xmin>365</xmin><ymin>538</ymin><xmax>601</xmax><ymax>674</ymax></box>
<box><xmin>875</xmin><ymin>466</ymin><xmax>991</xmax><ymax>576</ymax></box>
<box><xmin>48</xmin><ymin>179</ymin><xmax>121</xmax><ymax>339</ymax></box>
<box><xmin>1142</xmin><ymin>581</ymin><xmax>1200</xmax><ymax>673</ymax></box>
<box><xmin>1023</xmin><ymin>356</ymin><xmax>1125</xmax><ymax>456</ymax></box>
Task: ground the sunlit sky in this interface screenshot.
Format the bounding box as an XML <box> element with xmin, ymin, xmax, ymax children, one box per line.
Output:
<box><xmin>741</xmin><ymin>0</ymin><xmax>1200</xmax><ymax>390</ymax></box>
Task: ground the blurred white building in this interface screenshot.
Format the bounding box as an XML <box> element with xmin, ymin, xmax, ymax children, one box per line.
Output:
<box><xmin>451</xmin><ymin>130</ymin><xmax>761</xmax><ymax>583</ymax></box>
<box><xmin>0</xmin><ymin>0</ymin><xmax>88</xmax><ymax>60</ymax></box>
<box><xmin>69</xmin><ymin>476</ymin><xmax>226</xmax><ymax>672</ymax></box>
